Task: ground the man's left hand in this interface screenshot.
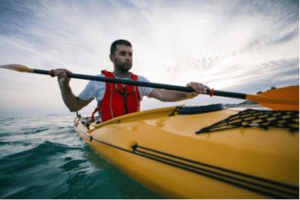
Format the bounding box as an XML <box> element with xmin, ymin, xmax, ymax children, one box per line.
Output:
<box><xmin>186</xmin><ymin>82</ymin><xmax>209</xmax><ymax>99</ymax></box>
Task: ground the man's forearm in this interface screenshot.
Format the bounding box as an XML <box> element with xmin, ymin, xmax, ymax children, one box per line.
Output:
<box><xmin>59</xmin><ymin>83</ymin><xmax>80</xmax><ymax>112</ymax></box>
<box><xmin>158</xmin><ymin>90</ymin><xmax>197</xmax><ymax>102</ymax></box>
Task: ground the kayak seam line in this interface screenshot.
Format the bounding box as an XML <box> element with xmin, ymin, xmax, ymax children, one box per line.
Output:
<box><xmin>137</xmin><ymin>145</ymin><xmax>298</xmax><ymax>191</ymax></box>
<box><xmin>75</xmin><ymin>126</ymin><xmax>132</xmax><ymax>154</ymax></box>
<box><xmin>136</xmin><ymin>150</ymin><xmax>296</xmax><ymax>198</ymax></box>
<box><xmin>135</xmin><ymin>150</ymin><xmax>298</xmax><ymax>199</ymax></box>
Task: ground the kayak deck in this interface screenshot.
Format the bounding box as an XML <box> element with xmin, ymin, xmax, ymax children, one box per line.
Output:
<box><xmin>74</xmin><ymin>104</ymin><xmax>299</xmax><ymax>199</ymax></box>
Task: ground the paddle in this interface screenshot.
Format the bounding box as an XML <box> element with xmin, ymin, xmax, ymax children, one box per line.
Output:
<box><xmin>1</xmin><ymin>64</ymin><xmax>298</xmax><ymax>110</ymax></box>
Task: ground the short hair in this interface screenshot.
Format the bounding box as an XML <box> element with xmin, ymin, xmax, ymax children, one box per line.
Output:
<box><xmin>110</xmin><ymin>39</ymin><xmax>132</xmax><ymax>55</ymax></box>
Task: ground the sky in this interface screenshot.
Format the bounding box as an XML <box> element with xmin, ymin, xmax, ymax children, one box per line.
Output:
<box><xmin>0</xmin><ymin>0</ymin><xmax>299</xmax><ymax>118</ymax></box>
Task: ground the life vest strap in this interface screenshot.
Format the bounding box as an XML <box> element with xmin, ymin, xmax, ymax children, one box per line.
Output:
<box><xmin>91</xmin><ymin>107</ymin><xmax>101</xmax><ymax>122</ymax></box>
<box><xmin>115</xmin><ymin>87</ymin><xmax>135</xmax><ymax>114</ymax></box>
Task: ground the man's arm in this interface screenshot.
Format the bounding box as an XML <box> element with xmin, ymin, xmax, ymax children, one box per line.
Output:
<box><xmin>55</xmin><ymin>69</ymin><xmax>93</xmax><ymax>112</ymax></box>
<box><xmin>148</xmin><ymin>82</ymin><xmax>208</xmax><ymax>102</ymax></box>
<box><xmin>59</xmin><ymin>82</ymin><xmax>93</xmax><ymax>112</ymax></box>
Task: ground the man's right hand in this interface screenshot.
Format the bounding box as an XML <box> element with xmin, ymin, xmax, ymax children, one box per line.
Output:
<box><xmin>52</xmin><ymin>68</ymin><xmax>92</xmax><ymax>112</ymax></box>
<box><xmin>54</xmin><ymin>69</ymin><xmax>72</xmax><ymax>86</ymax></box>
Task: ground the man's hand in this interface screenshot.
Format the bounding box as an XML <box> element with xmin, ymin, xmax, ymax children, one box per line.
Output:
<box><xmin>148</xmin><ymin>82</ymin><xmax>210</xmax><ymax>102</ymax></box>
<box><xmin>53</xmin><ymin>68</ymin><xmax>92</xmax><ymax>112</ymax></box>
<box><xmin>186</xmin><ymin>82</ymin><xmax>209</xmax><ymax>99</ymax></box>
<box><xmin>54</xmin><ymin>68</ymin><xmax>72</xmax><ymax>86</ymax></box>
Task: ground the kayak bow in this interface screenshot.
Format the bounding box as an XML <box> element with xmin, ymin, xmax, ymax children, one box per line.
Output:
<box><xmin>74</xmin><ymin>104</ymin><xmax>299</xmax><ymax>199</ymax></box>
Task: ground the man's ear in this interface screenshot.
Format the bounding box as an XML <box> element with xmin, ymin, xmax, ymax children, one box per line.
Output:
<box><xmin>109</xmin><ymin>54</ymin><xmax>114</xmax><ymax>63</ymax></box>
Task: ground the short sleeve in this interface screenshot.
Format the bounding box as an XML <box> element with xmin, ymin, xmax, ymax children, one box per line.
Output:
<box><xmin>137</xmin><ymin>76</ymin><xmax>154</xmax><ymax>98</ymax></box>
<box><xmin>78</xmin><ymin>81</ymin><xmax>96</xmax><ymax>101</ymax></box>
<box><xmin>78</xmin><ymin>74</ymin><xmax>106</xmax><ymax>101</ymax></box>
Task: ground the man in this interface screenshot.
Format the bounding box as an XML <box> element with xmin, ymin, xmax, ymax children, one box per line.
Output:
<box><xmin>54</xmin><ymin>39</ymin><xmax>209</xmax><ymax>122</ymax></box>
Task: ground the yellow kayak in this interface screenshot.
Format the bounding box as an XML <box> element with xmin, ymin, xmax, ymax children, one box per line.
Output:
<box><xmin>74</xmin><ymin>104</ymin><xmax>299</xmax><ymax>199</ymax></box>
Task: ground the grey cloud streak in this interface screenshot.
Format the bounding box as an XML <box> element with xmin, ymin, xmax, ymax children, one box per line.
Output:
<box><xmin>0</xmin><ymin>0</ymin><xmax>298</xmax><ymax>117</ymax></box>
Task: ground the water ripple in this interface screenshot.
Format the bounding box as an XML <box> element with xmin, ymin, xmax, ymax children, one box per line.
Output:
<box><xmin>0</xmin><ymin>116</ymin><xmax>161</xmax><ymax>199</ymax></box>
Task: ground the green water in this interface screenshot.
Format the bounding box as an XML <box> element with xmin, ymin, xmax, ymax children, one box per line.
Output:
<box><xmin>0</xmin><ymin>115</ymin><xmax>162</xmax><ymax>199</ymax></box>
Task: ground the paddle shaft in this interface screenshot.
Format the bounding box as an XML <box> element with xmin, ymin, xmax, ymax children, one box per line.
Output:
<box><xmin>33</xmin><ymin>69</ymin><xmax>246</xmax><ymax>99</ymax></box>
<box><xmin>1</xmin><ymin>65</ymin><xmax>297</xmax><ymax>110</ymax></box>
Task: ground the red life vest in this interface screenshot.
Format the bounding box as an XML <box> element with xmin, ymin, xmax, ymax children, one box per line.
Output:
<box><xmin>91</xmin><ymin>70</ymin><xmax>140</xmax><ymax>122</ymax></box>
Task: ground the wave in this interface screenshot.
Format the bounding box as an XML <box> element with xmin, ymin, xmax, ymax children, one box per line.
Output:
<box><xmin>20</xmin><ymin>127</ymin><xmax>50</xmax><ymax>134</ymax></box>
<box><xmin>0</xmin><ymin>116</ymin><xmax>161</xmax><ymax>199</ymax></box>
<box><xmin>2</xmin><ymin>141</ymin><xmax>79</xmax><ymax>160</ymax></box>
<box><xmin>0</xmin><ymin>140</ymin><xmax>89</xmax><ymax>199</ymax></box>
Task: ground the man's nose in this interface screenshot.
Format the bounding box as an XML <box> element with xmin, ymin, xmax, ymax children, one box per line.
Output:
<box><xmin>126</xmin><ymin>54</ymin><xmax>131</xmax><ymax>60</ymax></box>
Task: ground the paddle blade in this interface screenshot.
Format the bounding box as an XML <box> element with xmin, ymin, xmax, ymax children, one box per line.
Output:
<box><xmin>246</xmin><ymin>86</ymin><xmax>299</xmax><ymax>110</ymax></box>
<box><xmin>0</xmin><ymin>64</ymin><xmax>34</xmax><ymax>73</ymax></box>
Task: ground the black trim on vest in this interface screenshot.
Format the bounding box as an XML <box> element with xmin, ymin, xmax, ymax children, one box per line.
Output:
<box><xmin>115</xmin><ymin>87</ymin><xmax>135</xmax><ymax>114</ymax></box>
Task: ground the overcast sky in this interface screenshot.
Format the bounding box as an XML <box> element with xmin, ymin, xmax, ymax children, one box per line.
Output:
<box><xmin>0</xmin><ymin>0</ymin><xmax>299</xmax><ymax>118</ymax></box>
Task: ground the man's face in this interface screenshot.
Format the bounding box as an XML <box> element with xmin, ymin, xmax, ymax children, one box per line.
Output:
<box><xmin>111</xmin><ymin>45</ymin><xmax>133</xmax><ymax>72</ymax></box>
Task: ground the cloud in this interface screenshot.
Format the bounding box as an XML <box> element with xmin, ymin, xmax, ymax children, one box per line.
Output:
<box><xmin>0</xmin><ymin>0</ymin><xmax>298</xmax><ymax>118</ymax></box>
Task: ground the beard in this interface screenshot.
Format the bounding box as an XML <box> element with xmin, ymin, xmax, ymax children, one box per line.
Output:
<box><xmin>114</xmin><ymin>58</ymin><xmax>132</xmax><ymax>72</ymax></box>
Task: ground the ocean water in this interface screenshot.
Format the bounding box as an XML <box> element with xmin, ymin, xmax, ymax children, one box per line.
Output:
<box><xmin>0</xmin><ymin>115</ymin><xmax>162</xmax><ymax>199</ymax></box>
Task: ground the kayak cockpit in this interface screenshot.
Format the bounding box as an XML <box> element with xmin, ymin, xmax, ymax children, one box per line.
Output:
<box><xmin>78</xmin><ymin>104</ymin><xmax>226</xmax><ymax>134</ymax></box>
